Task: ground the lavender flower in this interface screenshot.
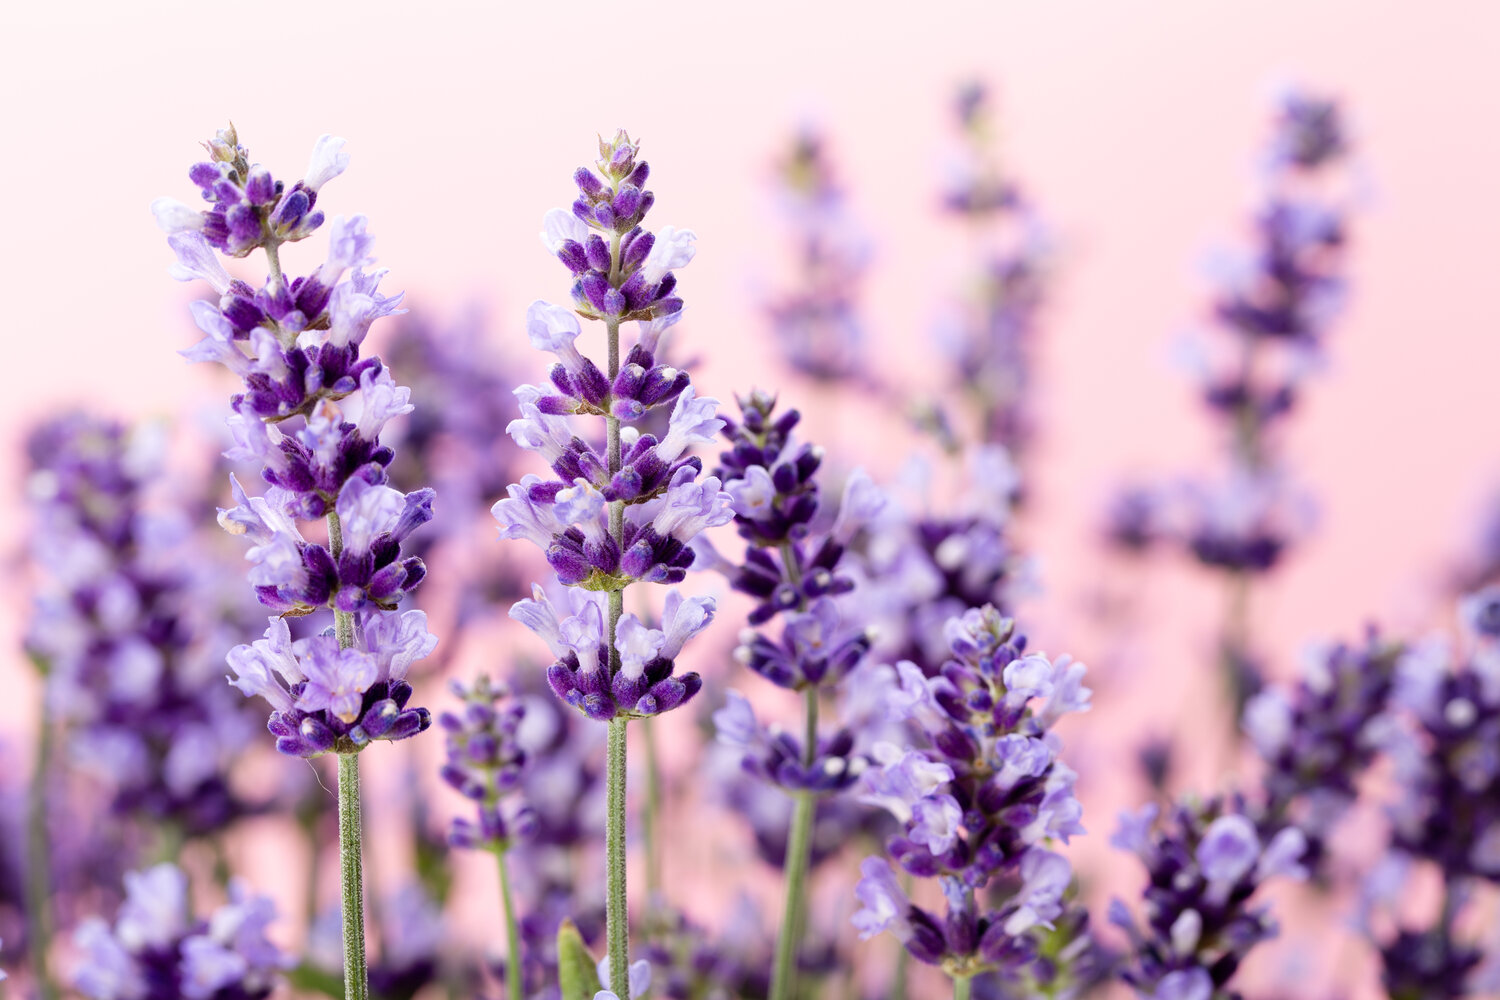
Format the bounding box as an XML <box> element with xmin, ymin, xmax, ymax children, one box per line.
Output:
<box><xmin>1110</xmin><ymin>796</ymin><xmax>1307</xmax><ymax>999</ymax></box>
<box><xmin>439</xmin><ymin>675</ymin><xmax>537</xmax><ymax>851</ymax></box>
<box><xmin>71</xmin><ymin>864</ymin><xmax>289</xmax><ymax>1000</ymax></box>
<box><xmin>852</xmin><ymin>605</ymin><xmax>1096</xmax><ymax>990</ymax></box>
<box><xmin>936</xmin><ymin>81</ymin><xmax>1053</xmax><ymax>453</ymax></box>
<box><xmin>503</xmin><ymin>133</ymin><xmax>723</xmax><ymax>724</ymax></box>
<box><xmin>24</xmin><ymin>413</ymin><xmax>258</xmax><ymax>834</ymax></box>
<box><xmin>1242</xmin><ymin>629</ymin><xmax>1401</xmax><ymax>871</ymax></box>
<box><xmin>159</xmin><ymin>127</ymin><xmax>436</xmax><ymax>756</ymax></box>
<box><xmin>764</xmin><ymin>130</ymin><xmax>872</xmax><ymax>383</ymax></box>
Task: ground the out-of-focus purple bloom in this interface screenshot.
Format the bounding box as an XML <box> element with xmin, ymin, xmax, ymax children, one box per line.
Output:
<box><xmin>24</xmin><ymin>413</ymin><xmax>259</xmax><ymax>835</ymax></box>
<box><xmin>439</xmin><ymin>675</ymin><xmax>537</xmax><ymax>851</ymax></box>
<box><xmin>936</xmin><ymin>82</ymin><xmax>1054</xmax><ymax>453</ymax></box>
<box><xmin>1111</xmin><ymin>795</ymin><xmax>1306</xmax><ymax>998</ymax></box>
<box><xmin>764</xmin><ymin>130</ymin><xmax>871</xmax><ymax>383</ymax></box>
<box><xmin>72</xmin><ymin>864</ymin><xmax>289</xmax><ymax>1000</ymax></box>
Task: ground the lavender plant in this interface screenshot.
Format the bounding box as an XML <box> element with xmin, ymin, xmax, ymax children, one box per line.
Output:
<box><xmin>851</xmin><ymin>605</ymin><xmax>1094</xmax><ymax>999</ymax></box>
<box><xmin>1110</xmin><ymin>796</ymin><xmax>1309</xmax><ymax>999</ymax></box>
<box><xmin>499</xmin><ymin>130</ymin><xmax>727</xmax><ymax>1000</ymax></box>
<box><xmin>154</xmin><ymin>125</ymin><xmax>436</xmax><ymax>1000</ymax></box>
<box><xmin>71</xmin><ymin>864</ymin><xmax>289</xmax><ymax>1000</ymax></box>
<box><xmin>764</xmin><ymin>131</ymin><xmax>872</xmax><ymax>384</ymax></box>
<box><xmin>936</xmin><ymin>82</ymin><xmax>1052</xmax><ymax>456</ymax></box>
<box><xmin>439</xmin><ymin>675</ymin><xmax>536</xmax><ymax>999</ymax></box>
<box><xmin>699</xmin><ymin>389</ymin><xmax>883</xmax><ymax>1000</ymax></box>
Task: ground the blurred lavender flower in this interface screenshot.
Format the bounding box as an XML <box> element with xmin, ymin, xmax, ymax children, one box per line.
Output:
<box><xmin>24</xmin><ymin>413</ymin><xmax>258</xmax><ymax>834</ymax></box>
<box><xmin>1110</xmin><ymin>796</ymin><xmax>1307</xmax><ymax>999</ymax></box>
<box><xmin>159</xmin><ymin>126</ymin><xmax>436</xmax><ymax>756</ymax></box>
<box><xmin>764</xmin><ymin>130</ymin><xmax>872</xmax><ymax>383</ymax></box>
<box><xmin>853</xmin><ymin>605</ymin><xmax>1097</xmax><ymax>991</ymax></box>
<box><xmin>936</xmin><ymin>81</ymin><xmax>1054</xmax><ymax>454</ymax></box>
<box><xmin>308</xmin><ymin>885</ymin><xmax>444</xmax><ymax>1000</ymax></box>
<box><xmin>439</xmin><ymin>675</ymin><xmax>537</xmax><ymax>851</ymax></box>
<box><xmin>1242</xmin><ymin>629</ymin><xmax>1401</xmax><ymax>871</ymax></box>
<box><xmin>72</xmin><ymin>864</ymin><xmax>289</xmax><ymax>1000</ymax></box>
<box><xmin>847</xmin><ymin>446</ymin><xmax>1025</xmax><ymax>674</ymax></box>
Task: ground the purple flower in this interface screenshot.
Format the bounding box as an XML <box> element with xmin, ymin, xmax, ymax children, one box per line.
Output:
<box><xmin>73</xmin><ymin>864</ymin><xmax>289</xmax><ymax>1000</ymax></box>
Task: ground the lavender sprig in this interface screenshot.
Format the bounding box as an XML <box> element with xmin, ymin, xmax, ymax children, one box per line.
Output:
<box><xmin>851</xmin><ymin>605</ymin><xmax>1094</xmax><ymax>997</ymax></box>
<box><xmin>701</xmin><ymin>390</ymin><xmax>883</xmax><ymax>1000</ymax></box>
<box><xmin>157</xmin><ymin>125</ymin><xmax>436</xmax><ymax>1000</ymax></box>
<box><xmin>71</xmin><ymin>864</ymin><xmax>289</xmax><ymax>1000</ymax></box>
<box><xmin>438</xmin><ymin>676</ymin><xmax>535</xmax><ymax>1000</ymax></box>
<box><xmin>1110</xmin><ymin>795</ymin><xmax>1308</xmax><ymax>1000</ymax></box>
<box><xmin>501</xmin><ymin>130</ymin><xmax>722</xmax><ymax>1000</ymax></box>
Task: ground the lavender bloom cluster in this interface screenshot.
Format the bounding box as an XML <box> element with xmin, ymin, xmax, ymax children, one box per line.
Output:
<box><xmin>1110</xmin><ymin>796</ymin><xmax>1308</xmax><ymax>1000</ymax></box>
<box><xmin>852</xmin><ymin>605</ymin><xmax>1093</xmax><ymax>988</ymax></box>
<box><xmin>937</xmin><ymin>82</ymin><xmax>1052</xmax><ymax>453</ymax></box>
<box><xmin>502</xmin><ymin>131</ymin><xmax>726</xmax><ymax>721</ymax></box>
<box><xmin>765</xmin><ymin>131</ymin><xmax>872</xmax><ymax>383</ymax></box>
<box><xmin>439</xmin><ymin>675</ymin><xmax>537</xmax><ymax>851</ymax></box>
<box><xmin>155</xmin><ymin>125</ymin><xmax>436</xmax><ymax>756</ymax></box>
<box><xmin>1242</xmin><ymin>629</ymin><xmax>1402</xmax><ymax>870</ymax></box>
<box><xmin>25</xmin><ymin>414</ymin><xmax>256</xmax><ymax>834</ymax></box>
<box><xmin>1381</xmin><ymin>591</ymin><xmax>1500</xmax><ymax>884</ymax></box>
<box><xmin>72</xmin><ymin>864</ymin><xmax>289</xmax><ymax>1000</ymax></box>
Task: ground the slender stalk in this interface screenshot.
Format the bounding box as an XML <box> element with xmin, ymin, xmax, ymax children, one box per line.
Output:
<box><xmin>26</xmin><ymin>686</ymin><xmax>58</xmax><ymax>1000</ymax></box>
<box><xmin>496</xmin><ymin>848</ymin><xmax>524</xmax><ymax>1000</ymax></box>
<box><xmin>605</xmin><ymin>717</ymin><xmax>630</xmax><ymax>999</ymax></box>
<box><xmin>265</xmin><ymin>240</ymin><xmax>284</xmax><ymax>286</ymax></box>
<box><xmin>641</xmin><ymin>716</ymin><xmax>663</xmax><ymax>904</ymax></box>
<box><xmin>327</xmin><ymin>508</ymin><xmax>368</xmax><ymax>1000</ymax></box>
<box><xmin>336</xmin><ymin>753</ymin><xmax>369</xmax><ymax>1000</ymax></box>
<box><xmin>953</xmin><ymin>974</ymin><xmax>973</xmax><ymax>1000</ymax></box>
<box><xmin>770</xmin><ymin>687</ymin><xmax>820</xmax><ymax>1000</ymax></box>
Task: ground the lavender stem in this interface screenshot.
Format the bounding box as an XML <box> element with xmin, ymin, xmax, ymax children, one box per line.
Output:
<box><xmin>25</xmin><ymin>681</ymin><xmax>58</xmax><ymax>1000</ymax></box>
<box><xmin>770</xmin><ymin>687</ymin><xmax>820</xmax><ymax>1000</ymax></box>
<box><xmin>328</xmin><ymin>508</ymin><xmax>368</xmax><ymax>1000</ymax></box>
<box><xmin>953</xmin><ymin>973</ymin><xmax>973</xmax><ymax>1000</ymax></box>
<box><xmin>495</xmin><ymin>848</ymin><xmax>524</xmax><ymax>1000</ymax></box>
<box><xmin>605</xmin><ymin>717</ymin><xmax>630</xmax><ymax>999</ymax></box>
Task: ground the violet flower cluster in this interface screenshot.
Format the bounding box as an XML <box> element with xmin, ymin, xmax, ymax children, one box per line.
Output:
<box><xmin>703</xmin><ymin>391</ymin><xmax>883</xmax><ymax>786</ymax></box>
<box><xmin>154</xmin><ymin>125</ymin><xmax>436</xmax><ymax>756</ymax></box>
<box><xmin>1241</xmin><ymin>629</ymin><xmax>1401</xmax><ymax>872</ymax></box>
<box><xmin>438</xmin><ymin>675</ymin><xmax>537</xmax><ymax>851</ymax></box>
<box><xmin>764</xmin><ymin>130</ymin><xmax>872</xmax><ymax>383</ymax></box>
<box><xmin>1110</xmin><ymin>796</ymin><xmax>1308</xmax><ymax>1000</ymax></box>
<box><xmin>24</xmin><ymin>413</ymin><xmax>256</xmax><ymax>834</ymax></box>
<box><xmin>502</xmin><ymin>130</ymin><xmax>727</xmax><ymax>722</ymax></box>
<box><xmin>852</xmin><ymin>605</ymin><xmax>1094</xmax><ymax>990</ymax></box>
<box><xmin>72</xmin><ymin>864</ymin><xmax>289</xmax><ymax>1000</ymax></box>
<box><xmin>937</xmin><ymin>82</ymin><xmax>1052</xmax><ymax>454</ymax></box>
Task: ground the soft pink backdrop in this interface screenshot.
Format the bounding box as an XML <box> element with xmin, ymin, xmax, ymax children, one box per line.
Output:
<box><xmin>4</xmin><ymin>1</ymin><xmax>1500</xmax><ymax>996</ymax></box>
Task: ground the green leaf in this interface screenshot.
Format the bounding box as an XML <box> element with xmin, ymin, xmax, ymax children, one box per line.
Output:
<box><xmin>557</xmin><ymin>918</ymin><xmax>603</xmax><ymax>1000</ymax></box>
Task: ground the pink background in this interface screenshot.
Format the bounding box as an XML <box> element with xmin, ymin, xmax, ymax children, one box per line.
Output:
<box><xmin>4</xmin><ymin>1</ymin><xmax>1500</xmax><ymax>996</ymax></box>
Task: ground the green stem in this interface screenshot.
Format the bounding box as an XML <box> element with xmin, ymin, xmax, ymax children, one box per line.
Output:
<box><xmin>337</xmin><ymin>753</ymin><xmax>369</xmax><ymax>1000</ymax></box>
<box><xmin>642</xmin><ymin>716</ymin><xmax>662</xmax><ymax>905</ymax></box>
<box><xmin>605</xmin><ymin>717</ymin><xmax>630</xmax><ymax>999</ymax></box>
<box><xmin>953</xmin><ymin>973</ymin><xmax>973</xmax><ymax>1000</ymax></box>
<box><xmin>26</xmin><ymin>687</ymin><xmax>58</xmax><ymax>1000</ymax></box>
<box><xmin>327</xmin><ymin>508</ymin><xmax>368</xmax><ymax>1000</ymax></box>
<box><xmin>770</xmin><ymin>688</ymin><xmax>820</xmax><ymax>1000</ymax></box>
<box><xmin>265</xmin><ymin>240</ymin><xmax>284</xmax><ymax>287</ymax></box>
<box><xmin>496</xmin><ymin>848</ymin><xmax>524</xmax><ymax>1000</ymax></box>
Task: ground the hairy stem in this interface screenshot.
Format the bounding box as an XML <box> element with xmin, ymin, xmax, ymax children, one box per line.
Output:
<box><xmin>605</xmin><ymin>717</ymin><xmax>630</xmax><ymax>999</ymax></box>
<box><xmin>336</xmin><ymin>753</ymin><xmax>368</xmax><ymax>1000</ymax></box>
<box><xmin>770</xmin><ymin>688</ymin><xmax>821</xmax><ymax>1000</ymax></box>
<box><xmin>496</xmin><ymin>847</ymin><xmax>524</xmax><ymax>1000</ymax></box>
<box><xmin>26</xmin><ymin>686</ymin><xmax>58</xmax><ymax>1000</ymax></box>
<box><xmin>326</xmin><ymin>509</ymin><xmax>368</xmax><ymax>1000</ymax></box>
<box><xmin>642</xmin><ymin>716</ymin><xmax>663</xmax><ymax>905</ymax></box>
